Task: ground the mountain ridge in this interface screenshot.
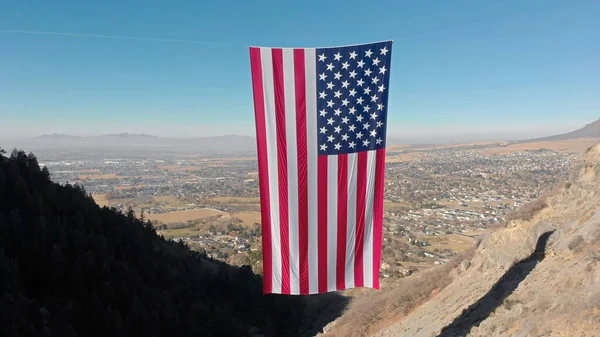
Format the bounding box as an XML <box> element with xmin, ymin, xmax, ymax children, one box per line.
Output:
<box><xmin>22</xmin><ymin>133</ymin><xmax>258</xmax><ymax>155</ymax></box>
<box><xmin>32</xmin><ymin>133</ymin><xmax>253</xmax><ymax>141</ymax></box>
<box><xmin>519</xmin><ymin>118</ymin><xmax>600</xmax><ymax>143</ymax></box>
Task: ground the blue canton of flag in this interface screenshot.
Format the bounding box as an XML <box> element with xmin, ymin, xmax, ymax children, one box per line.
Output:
<box><xmin>316</xmin><ymin>41</ymin><xmax>392</xmax><ymax>155</ymax></box>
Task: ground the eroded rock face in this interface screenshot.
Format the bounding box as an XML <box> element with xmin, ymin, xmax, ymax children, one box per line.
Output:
<box><xmin>374</xmin><ymin>144</ymin><xmax>600</xmax><ymax>337</ymax></box>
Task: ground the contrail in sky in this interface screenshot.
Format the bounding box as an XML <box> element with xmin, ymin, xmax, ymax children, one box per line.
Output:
<box><xmin>0</xmin><ymin>29</ymin><xmax>232</xmax><ymax>45</ymax></box>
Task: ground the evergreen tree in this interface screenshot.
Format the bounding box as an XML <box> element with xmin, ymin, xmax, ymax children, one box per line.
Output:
<box><xmin>0</xmin><ymin>148</ymin><xmax>348</xmax><ymax>337</ymax></box>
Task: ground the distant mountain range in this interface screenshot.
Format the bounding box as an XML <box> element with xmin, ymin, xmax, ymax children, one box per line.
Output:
<box><xmin>520</xmin><ymin>118</ymin><xmax>600</xmax><ymax>143</ymax></box>
<box><xmin>33</xmin><ymin>133</ymin><xmax>164</xmax><ymax>143</ymax></box>
<box><xmin>24</xmin><ymin>133</ymin><xmax>257</xmax><ymax>155</ymax></box>
<box><xmin>13</xmin><ymin>118</ymin><xmax>600</xmax><ymax>154</ymax></box>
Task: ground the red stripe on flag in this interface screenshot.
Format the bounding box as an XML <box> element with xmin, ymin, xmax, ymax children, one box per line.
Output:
<box><xmin>354</xmin><ymin>151</ymin><xmax>368</xmax><ymax>287</ymax></box>
<box><xmin>317</xmin><ymin>156</ymin><xmax>328</xmax><ymax>293</ymax></box>
<box><xmin>293</xmin><ymin>49</ymin><xmax>309</xmax><ymax>295</ymax></box>
<box><xmin>272</xmin><ymin>48</ymin><xmax>291</xmax><ymax>294</ymax></box>
<box><xmin>372</xmin><ymin>149</ymin><xmax>386</xmax><ymax>289</ymax></box>
<box><xmin>249</xmin><ymin>47</ymin><xmax>273</xmax><ymax>294</ymax></box>
<box><xmin>336</xmin><ymin>154</ymin><xmax>348</xmax><ymax>290</ymax></box>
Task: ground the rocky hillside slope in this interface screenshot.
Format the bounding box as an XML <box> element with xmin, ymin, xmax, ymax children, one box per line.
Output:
<box><xmin>375</xmin><ymin>144</ymin><xmax>600</xmax><ymax>337</ymax></box>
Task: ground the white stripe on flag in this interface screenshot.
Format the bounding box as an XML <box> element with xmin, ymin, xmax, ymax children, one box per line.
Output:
<box><xmin>327</xmin><ymin>155</ymin><xmax>338</xmax><ymax>292</ymax></box>
<box><xmin>345</xmin><ymin>152</ymin><xmax>357</xmax><ymax>289</ymax></box>
<box><xmin>283</xmin><ymin>48</ymin><xmax>300</xmax><ymax>295</ymax></box>
<box><xmin>363</xmin><ymin>150</ymin><xmax>377</xmax><ymax>288</ymax></box>
<box><xmin>305</xmin><ymin>48</ymin><xmax>319</xmax><ymax>294</ymax></box>
<box><xmin>260</xmin><ymin>47</ymin><xmax>282</xmax><ymax>294</ymax></box>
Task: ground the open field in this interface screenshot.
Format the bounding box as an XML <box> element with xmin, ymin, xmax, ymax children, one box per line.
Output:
<box><xmin>231</xmin><ymin>211</ymin><xmax>262</xmax><ymax>226</ymax></box>
<box><xmin>157</xmin><ymin>226</ymin><xmax>203</xmax><ymax>239</ymax></box>
<box><xmin>79</xmin><ymin>173</ymin><xmax>119</xmax><ymax>180</ymax></box>
<box><xmin>422</xmin><ymin>233</ymin><xmax>478</xmax><ymax>254</ymax></box>
<box><xmin>399</xmin><ymin>261</ymin><xmax>433</xmax><ymax>271</ymax></box>
<box><xmin>385</xmin><ymin>152</ymin><xmax>428</xmax><ymax>163</ymax></box>
<box><xmin>384</xmin><ymin>200</ymin><xmax>411</xmax><ymax>210</ymax></box>
<box><xmin>79</xmin><ymin>169</ymin><xmax>101</xmax><ymax>173</ymax></box>
<box><xmin>91</xmin><ymin>195</ymin><xmax>136</xmax><ymax>207</ymax></box>
<box><xmin>146</xmin><ymin>208</ymin><xmax>224</xmax><ymax>223</ymax></box>
<box><xmin>206</xmin><ymin>196</ymin><xmax>260</xmax><ymax>204</ymax></box>
<box><xmin>92</xmin><ymin>193</ymin><xmax>110</xmax><ymax>206</ymax></box>
<box><xmin>476</xmin><ymin>138</ymin><xmax>600</xmax><ymax>154</ymax></box>
<box><xmin>152</xmin><ymin>195</ymin><xmax>180</xmax><ymax>203</ymax></box>
<box><xmin>437</xmin><ymin>199</ymin><xmax>509</xmax><ymax>210</ymax></box>
<box><xmin>387</xmin><ymin>141</ymin><xmax>506</xmax><ymax>152</ymax></box>
<box><xmin>115</xmin><ymin>184</ymin><xmax>146</xmax><ymax>190</ymax></box>
<box><xmin>106</xmin><ymin>198</ymin><xmax>136</xmax><ymax>206</ymax></box>
<box><xmin>386</xmin><ymin>144</ymin><xmax>414</xmax><ymax>152</ymax></box>
<box><xmin>460</xmin><ymin>229</ymin><xmax>492</xmax><ymax>238</ymax></box>
<box><xmin>158</xmin><ymin>165</ymin><xmax>198</xmax><ymax>171</ymax></box>
<box><xmin>199</xmin><ymin>157</ymin><xmax>256</xmax><ymax>162</ymax></box>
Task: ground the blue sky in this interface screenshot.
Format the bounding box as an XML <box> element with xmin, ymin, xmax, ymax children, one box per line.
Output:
<box><xmin>1</xmin><ymin>0</ymin><xmax>599</xmax><ymax>142</ymax></box>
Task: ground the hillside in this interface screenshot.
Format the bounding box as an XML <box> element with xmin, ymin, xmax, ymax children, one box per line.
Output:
<box><xmin>369</xmin><ymin>144</ymin><xmax>600</xmax><ymax>337</ymax></box>
<box><xmin>0</xmin><ymin>148</ymin><xmax>347</xmax><ymax>337</ymax></box>
<box><xmin>522</xmin><ymin>118</ymin><xmax>600</xmax><ymax>142</ymax></box>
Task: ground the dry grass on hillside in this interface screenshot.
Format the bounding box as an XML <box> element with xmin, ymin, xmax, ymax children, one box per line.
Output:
<box><xmin>504</xmin><ymin>184</ymin><xmax>564</xmax><ymax>223</ymax></box>
<box><xmin>325</xmin><ymin>248</ymin><xmax>476</xmax><ymax>337</ymax></box>
<box><xmin>506</xmin><ymin>199</ymin><xmax>548</xmax><ymax>222</ymax></box>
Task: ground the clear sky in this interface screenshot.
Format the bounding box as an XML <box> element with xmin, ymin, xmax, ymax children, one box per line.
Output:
<box><xmin>1</xmin><ymin>0</ymin><xmax>599</xmax><ymax>142</ymax></box>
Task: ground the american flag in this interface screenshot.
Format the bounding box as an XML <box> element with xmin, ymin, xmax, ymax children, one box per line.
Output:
<box><xmin>249</xmin><ymin>41</ymin><xmax>392</xmax><ymax>295</ymax></box>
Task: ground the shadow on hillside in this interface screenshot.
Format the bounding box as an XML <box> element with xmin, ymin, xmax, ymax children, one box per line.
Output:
<box><xmin>437</xmin><ymin>230</ymin><xmax>555</xmax><ymax>337</ymax></box>
<box><xmin>299</xmin><ymin>292</ymin><xmax>350</xmax><ymax>337</ymax></box>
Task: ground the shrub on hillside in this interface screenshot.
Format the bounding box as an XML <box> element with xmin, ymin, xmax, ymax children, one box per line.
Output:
<box><xmin>568</xmin><ymin>235</ymin><xmax>585</xmax><ymax>253</ymax></box>
<box><xmin>507</xmin><ymin>199</ymin><xmax>548</xmax><ymax>222</ymax></box>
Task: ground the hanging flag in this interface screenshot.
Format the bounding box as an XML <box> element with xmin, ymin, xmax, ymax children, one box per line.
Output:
<box><xmin>249</xmin><ymin>41</ymin><xmax>392</xmax><ymax>295</ymax></box>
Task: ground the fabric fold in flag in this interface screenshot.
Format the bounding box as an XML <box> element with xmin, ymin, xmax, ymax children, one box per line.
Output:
<box><xmin>249</xmin><ymin>41</ymin><xmax>393</xmax><ymax>295</ymax></box>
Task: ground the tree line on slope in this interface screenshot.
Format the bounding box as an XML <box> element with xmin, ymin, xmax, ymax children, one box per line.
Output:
<box><xmin>0</xmin><ymin>148</ymin><xmax>347</xmax><ymax>337</ymax></box>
